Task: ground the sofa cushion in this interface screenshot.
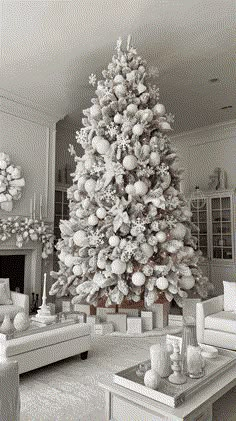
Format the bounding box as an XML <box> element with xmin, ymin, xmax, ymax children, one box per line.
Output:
<box><xmin>4</xmin><ymin>323</ymin><xmax>91</xmax><ymax>357</ymax></box>
<box><xmin>223</xmin><ymin>281</ymin><xmax>236</xmax><ymax>312</ymax></box>
<box><xmin>205</xmin><ymin>311</ymin><xmax>236</xmax><ymax>334</ymax></box>
<box><xmin>0</xmin><ymin>283</ymin><xmax>13</xmax><ymax>305</ymax></box>
<box><xmin>0</xmin><ymin>305</ymin><xmax>23</xmax><ymax>322</ymax></box>
<box><xmin>0</xmin><ymin>278</ymin><xmax>11</xmax><ymax>299</ymax></box>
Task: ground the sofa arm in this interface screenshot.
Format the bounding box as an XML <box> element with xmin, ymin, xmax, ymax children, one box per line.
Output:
<box><xmin>196</xmin><ymin>295</ymin><xmax>224</xmax><ymax>343</ymax></box>
<box><xmin>11</xmin><ymin>292</ymin><xmax>29</xmax><ymax>315</ymax></box>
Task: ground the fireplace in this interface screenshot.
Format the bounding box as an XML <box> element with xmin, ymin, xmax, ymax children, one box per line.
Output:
<box><xmin>0</xmin><ymin>255</ymin><xmax>25</xmax><ymax>292</ymax></box>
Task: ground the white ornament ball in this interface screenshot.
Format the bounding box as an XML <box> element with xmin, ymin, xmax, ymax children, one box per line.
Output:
<box><xmin>84</xmin><ymin>179</ymin><xmax>96</xmax><ymax>193</ymax></box>
<box><xmin>132</xmin><ymin>272</ymin><xmax>146</xmax><ymax>286</ymax></box>
<box><xmin>92</xmin><ymin>135</ymin><xmax>103</xmax><ymax>149</ymax></box>
<box><xmin>132</xmin><ymin>123</ymin><xmax>144</xmax><ymax>136</ymax></box>
<box><xmin>64</xmin><ymin>254</ymin><xmax>77</xmax><ymax>267</ymax></box>
<box><xmin>88</xmin><ymin>214</ymin><xmax>99</xmax><ymax>226</ymax></box>
<box><xmin>140</xmin><ymin>243</ymin><xmax>154</xmax><ymax>258</ymax></box>
<box><xmin>109</xmin><ymin>235</ymin><xmax>120</xmax><ymax>247</ymax></box>
<box><xmin>84</xmin><ymin>158</ymin><xmax>95</xmax><ymax>170</ymax></box>
<box><xmin>97</xmin><ymin>259</ymin><xmax>106</xmax><ymax>269</ymax></box>
<box><xmin>73</xmin><ymin>265</ymin><xmax>83</xmax><ymax>276</ymax></box>
<box><xmin>153</xmin><ymin>103</ymin><xmax>166</xmax><ymax>116</ymax></box>
<box><xmin>159</xmin><ymin>121</ymin><xmax>172</xmax><ymax>132</ymax></box>
<box><xmin>144</xmin><ymin>369</ymin><xmax>161</xmax><ymax>389</ymax></box>
<box><xmin>149</xmin><ymin>152</ymin><xmax>161</xmax><ymax>167</ymax></box>
<box><xmin>142</xmin><ymin>144</ymin><xmax>151</xmax><ymax>156</ymax></box>
<box><xmin>114</xmin><ymin>113</ymin><xmax>123</xmax><ymax>124</ymax></box>
<box><xmin>93</xmin><ymin>272</ymin><xmax>105</xmax><ymax>286</ymax></box>
<box><xmin>156</xmin><ymin>231</ymin><xmax>167</xmax><ymax>243</ymax></box>
<box><xmin>90</xmin><ymin>104</ymin><xmax>102</xmax><ymax>120</ymax></box>
<box><xmin>134</xmin><ymin>181</ymin><xmax>148</xmax><ymax>196</ymax></box>
<box><xmin>114</xmin><ymin>74</ymin><xmax>124</xmax><ymax>84</ymax></box>
<box><xmin>96</xmin><ymin>207</ymin><xmax>107</xmax><ymax>219</ymax></box>
<box><xmin>58</xmin><ymin>250</ymin><xmax>66</xmax><ymax>262</ymax></box>
<box><xmin>179</xmin><ymin>275</ymin><xmax>195</xmax><ymax>290</ymax></box>
<box><xmin>125</xmin><ymin>184</ymin><xmax>136</xmax><ymax>195</ymax></box>
<box><xmin>171</xmin><ymin>223</ymin><xmax>186</xmax><ymax>240</ymax></box>
<box><xmin>141</xmin><ymin>109</ymin><xmax>153</xmax><ymax>123</ymax></box>
<box><xmin>123</xmin><ymin>155</ymin><xmax>138</xmax><ymax>171</ymax></box>
<box><xmin>111</xmin><ymin>259</ymin><xmax>126</xmax><ymax>275</ymax></box>
<box><xmin>115</xmin><ymin>84</ymin><xmax>126</xmax><ymax>98</ymax></box>
<box><xmin>96</xmin><ymin>138</ymin><xmax>110</xmax><ymax>155</ymax></box>
<box><xmin>76</xmin><ymin>209</ymin><xmax>84</xmax><ymax>218</ymax></box>
<box><xmin>126</xmin><ymin>103</ymin><xmax>138</xmax><ymax>115</ymax></box>
<box><xmin>156</xmin><ymin>276</ymin><xmax>169</xmax><ymax>290</ymax></box>
<box><xmin>73</xmin><ymin>230</ymin><xmax>87</xmax><ymax>246</ymax></box>
<box><xmin>13</xmin><ymin>312</ymin><xmax>30</xmax><ymax>331</ymax></box>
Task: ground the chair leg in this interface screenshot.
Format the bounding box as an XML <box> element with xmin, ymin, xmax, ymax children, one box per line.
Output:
<box><xmin>80</xmin><ymin>351</ymin><xmax>88</xmax><ymax>360</ymax></box>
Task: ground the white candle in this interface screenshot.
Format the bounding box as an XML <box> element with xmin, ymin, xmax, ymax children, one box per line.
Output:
<box><xmin>43</xmin><ymin>273</ymin><xmax>47</xmax><ymax>299</ymax></box>
<box><xmin>39</xmin><ymin>194</ymin><xmax>42</xmax><ymax>220</ymax></box>
<box><xmin>30</xmin><ymin>199</ymin><xmax>33</xmax><ymax>219</ymax></box>
<box><xmin>187</xmin><ymin>346</ymin><xmax>202</xmax><ymax>375</ymax></box>
<box><xmin>33</xmin><ymin>193</ymin><xmax>36</xmax><ymax>220</ymax></box>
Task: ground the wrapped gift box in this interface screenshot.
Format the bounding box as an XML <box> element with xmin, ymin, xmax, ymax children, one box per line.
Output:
<box><xmin>86</xmin><ymin>315</ymin><xmax>100</xmax><ymax>325</ymax></box>
<box><xmin>147</xmin><ymin>302</ymin><xmax>169</xmax><ymax>328</ymax></box>
<box><xmin>127</xmin><ymin>317</ymin><xmax>142</xmax><ymax>334</ymax></box>
<box><xmin>94</xmin><ymin>322</ymin><xmax>114</xmax><ymax>335</ymax></box>
<box><xmin>62</xmin><ymin>300</ymin><xmax>72</xmax><ymax>313</ymax></box>
<box><xmin>141</xmin><ymin>311</ymin><xmax>153</xmax><ymax>331</ymax></box>
<box><xmin>73</xmin><ymin>304</ymin><xmax>95</xmax><ymax>315</ymax></box>
<box><xmin>107</xmin><ymin>313</ymin><xmax>127</xmax><ymax>333</ymax></box>
<box><xmin>96</xmin><ymin>306</ymin><xmax>116</xmax><ymax>322</ymax></box>
<box><xmin>118</xmin><ymin>308</ymin><xmax>139</xmax><ymax>317</ymax></box>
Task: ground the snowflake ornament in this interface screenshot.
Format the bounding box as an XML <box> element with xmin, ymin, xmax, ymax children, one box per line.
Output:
<box><xmin>68</xmin><ymin>144</ymin><xmax>76</xmax><ymax>156</ymax></box>
<box><xmin>158</xmin><ymin>163</ymin><xmax>169</xmax><ymax>177</ymax></box>
<box><xmin>105</xmin><ymin>122</ymin><xmax>119</xmax><ymax>138</ymax></box>
<box><xmin>88</xmin><ymin>229</ymin><xmax>105</xmax><ymax>247</ymax></box>
<box><xmin>89</xmin><ymin>73</ymin><xmax>97</xmax><ymax>86</ymax></box>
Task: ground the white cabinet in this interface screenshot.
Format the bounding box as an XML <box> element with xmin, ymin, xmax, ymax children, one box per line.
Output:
<box><xmin>190</xmin><ymin>190</ymin><xmax>235</xmax><ymax>295</ymax></box>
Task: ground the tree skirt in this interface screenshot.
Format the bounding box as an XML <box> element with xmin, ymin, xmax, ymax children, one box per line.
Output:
<box><xmin>110</xmin><ymin>325</ymin><xmax>182</xmax><ymax>337</ymax></box>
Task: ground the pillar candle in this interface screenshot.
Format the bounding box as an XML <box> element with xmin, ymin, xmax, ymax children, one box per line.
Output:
<box><xmin>39</xmin><ymin>194</ymin><xmax>42</xmax><ymax>220</ymax></box>
<box><xmin>43</xmin><ymin>273</ymin><xmax>47</xmax><ymax>298</ymax></box>
<box><xmin>33</xmin><ymin>193</ymin><xmax>36</xmax><ymax>220</ymax></box>
<box><xmin>30</xmin><ymin>199</ymin><xmax>33</xmax><ymax>219</ymax></box>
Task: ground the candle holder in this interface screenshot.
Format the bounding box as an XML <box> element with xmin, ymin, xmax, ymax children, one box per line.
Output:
<box><xmin>32</xmin><ymin>274</ymin><xmax>57</xmax><ymax>324</ymax></box>
<box><xmin>168</xmin><ymin>342</ymin><xmax>187</xmax><ymax>385</ymax></box>
<box><xmin>187</xmin><ymin>345</ymin><xmax>205</xmax><ymax>379</ymax></box>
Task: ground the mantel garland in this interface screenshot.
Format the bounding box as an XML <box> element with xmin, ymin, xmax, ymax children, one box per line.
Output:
<box><xmin>0</xmin><ymin>153</ymin><xmax>25</xmax><ymax>211</ymax></box>
<box><xmin>0</xmin><ymin>216</ymin><xmax>54</xmax><ymax>259</ymax></box>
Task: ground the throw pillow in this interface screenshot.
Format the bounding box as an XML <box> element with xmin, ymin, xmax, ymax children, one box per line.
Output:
<box><xmin>223</xmin><ymin>281</ymin><xmax>236</xmax><ymax>312</ymax></box>
<box><xmin>0</xmin><ymin>283</ymin><xmax>13</xmax><ymax>305</ymax></box>
<box><xmin>0</xmin><ymin>278</ymin><xmax>11</xmax><ymax>299</ymax></box>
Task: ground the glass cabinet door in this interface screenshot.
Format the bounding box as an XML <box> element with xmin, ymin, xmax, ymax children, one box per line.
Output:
<box><xmin>54</xmin><ymin>189</ymin><xmax>69</xmax><ymax>240</ymax></box>
<box><xmin>190</xmin><ymin>201</ymin><xmax>208</xmax><ymax>258</ymax></box>
<box><xmin>211</xmin><ymin>196</ymin><xmax>233</xmax><ymax>260</ymax></box>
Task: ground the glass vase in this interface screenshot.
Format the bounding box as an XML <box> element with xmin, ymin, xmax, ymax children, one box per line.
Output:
<box><xmin>181</xmin><ymin>321</ymin><xmax>198</xmax><ymax>374</ymax></box>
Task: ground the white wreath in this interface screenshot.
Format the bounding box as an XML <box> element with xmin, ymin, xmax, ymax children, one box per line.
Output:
<box><xmin>0</xmin><ymin>153</ymin><xmax>25</xmax><ymax>211</ymax></box>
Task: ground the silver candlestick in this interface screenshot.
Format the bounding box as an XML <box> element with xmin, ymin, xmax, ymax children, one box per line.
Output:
<box><xmin>168</xmin><ymin>341</ymin><xmax>187</xmax><ymax>385</ymax></box>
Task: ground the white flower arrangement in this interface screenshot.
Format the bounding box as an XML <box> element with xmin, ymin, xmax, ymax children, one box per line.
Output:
<box><xmin>0</xmin><ymin>152</ymin><xmax>25</xmax><ymax>211</ymax></box>
<box><xmin>0</xmin><ymin>216</ymin><xmax>54</xmax><ymax>259</ymax></box>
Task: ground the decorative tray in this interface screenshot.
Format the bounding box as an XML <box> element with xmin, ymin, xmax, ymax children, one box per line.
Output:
<box><xmin>113</xmin><ymin>348</ymin><xmax>236</xmax><ymax>408</ymax></box>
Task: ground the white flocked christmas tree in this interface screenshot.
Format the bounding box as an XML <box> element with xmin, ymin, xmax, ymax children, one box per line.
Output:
<box><xmin>49</xmin><ymin>36</ymin><xmax>213</xmax><ymax>308</ymax></box>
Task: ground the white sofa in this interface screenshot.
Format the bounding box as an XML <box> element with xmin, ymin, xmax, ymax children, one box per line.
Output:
<box><xmin>196</xmin><ymin>295</ymin><xmax>236</xmax><ymax>350</ymax></box>
<box><xmin>0</xmin><ymin>291</ymin><xmax>29</xmax><ymax>322</ymax></box>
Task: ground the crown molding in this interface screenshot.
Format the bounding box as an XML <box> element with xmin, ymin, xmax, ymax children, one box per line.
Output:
<box><xmin>171</xmin><ymin>119</ymin><xmax>236</xmax><ymax>143</ymax></box>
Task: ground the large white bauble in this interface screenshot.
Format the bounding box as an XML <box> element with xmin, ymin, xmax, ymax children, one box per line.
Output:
<box><xmin>76</xmin><ymin>162</ymin><xmax>85</xmax><ymax>172</ymax></box>
<box><xmin>149</xmin><ymin>152</ymin><xmax>161</xmax><ymax>167</ymax></box>
<box><xmin>76</xmin><ymin>208</ymin><xmax>84</xmax><ymax>218</ymax></box>
<box><xmin>140</xmin><ymin>243</ymin><xmax>154</xmax><ymax>258</ymax></box>
<box><xmin>88</xmin><ymin>214</ymin><xmax>99</xmax><ymax>226</ymax></box>
<box><xmin>97</xmin><ymin>259</ymin><xmax>106</xmax><ymax>269</ymax></box>
<box><xmin>153</xmin><ymin>103</ymin><xmax>166</xmax><ymax>116</ymax></box>
<box><xmin>132</xmin><ymin>272</ymin><xmax>146</xmax><ymax>286</ymax></box>
<box><xmin>123</xmin><ymin>155</ymin><xmax>138</xmax><ymax>171</ymax></box>
<box><xmin>142</xmin><ymin>144</ymin><xmax>151</xmax><ymax>156</ymax></box>
<box><xmin>125</xmin><ymin>184</ymin><xmax>136</xmax><ymax>195</ymax></box>
<box><xmin>114</xmin><ymin>74</ymin><xmax>124</xmax><ymax>84</ymax></box>
<box><xmin>92</xmin><ymin>135</ymin><xmax>103</xmax><ymax>149</ymax></box>
<box><xmin>127</xmin><ymin>103</ymin><xmax>138</xmax><ymax>115</ymax></box>
<box><xmin>84</xmin><ymin>158</ymin><xmax>95</xmax><ymax>170</ymax></box>
<box><xmin>144</xmin><ymin>369</ymin><xmax>161</xmax><ymax>389</ymax></box>
<box><xmin>90</xmin><ymin>104</ymin><xmax>102</xmax><ymax>120</ymax></box>
<box><xmin>134</xmin><ymin>181</ymin><xmax>148</xmax><ymax>196</ymax></box>
<box><xmin>96</xmin><ymin>138</ymin><xmax>110</xmax><ymax>155</ymax></box>
<box><xmin>13</xmin><ymin>312</ymin><xmax>30</xmax><ymax>331</ymax></box>
<box><xmin>96</xmin><ymin>207</ymin><xmax>107</xmax><ymax>219</ymax></box>
<box><xmin>132</xmin><ymin>123</ymin><xmax>144</xmax><ymax>136</ymax></box>
<box><xmin>73</xmin><ymin>265</ymin><xmax>83</xmax><ymax>276</ymax></box>
<box><xmin>58</xmin><ymin>250</ymin><xmax>66</xmax><ymax>262</ymax></box>
<box><xmin>84</xmin><ymin>179</ymin><xmax>96</xmax><ymax>193</ymax></box>
<box><xmin>141</xmin><ymin>109</ymin><xmax>153</xmax><ymax>123</ymax></box>
<box><xmin>93</xmin><ymin>272</ymin><xmax>105</xmax><ymax>286</ymax></box>
<box><xmin>159</xmin><ymin>121</ymin><xmax>172</xmax><ymax>132</ymax></box>
<box><xmin>114</xmin><ymin>84</ymin><xmax>126</xmax><ymax>98</ymax></box>
<box><xmin>179</xmin><ymin>275</ymin><xmax>195</xmax><ymax>290</ymax></box>
<box><xmin>73</xmin><ymin>230</ymin><xmax>87</xmax><ymax>246</ymax></box>
<box><xmin>77</xmin><ymin>176</ymin><xmax>86</xmax><ymax>191</ymax></box>
<box><xmin>64</xmin><ymin>254</ymin><xmax>77</xmax><ymax>267</ymax></box>
<box><xmin>171</xmin><ymin>223</ymin><xmax>186</xmax><ymax>240</ymax></box>
<box><xmin>114</xmin><ymin>113</ymin><xmax>123</xmax><ymax>124</ymax></box>
<box><xmin>156</xmin><ymin>276</ymin><xmax>169</xmax><ymax>290</ymax></box>
<box><xmin>109</xmin><ymin>235</ymin><xmax>120</xmax><ymax>247</ymax></box>
<box><xmin>156</xmin><ymin>231</ymin><xmax>167</xmax><ymax>243</ymax></box>
<box><xmin>111</xmin><ymin>259</ymin><xmax>126</xmax><ymax>274</ymax></box>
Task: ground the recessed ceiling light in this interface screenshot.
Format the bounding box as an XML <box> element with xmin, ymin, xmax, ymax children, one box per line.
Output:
<box><xmin>209</xmin><ymin>78</ymin><xmax>219</xmax><ymax>83</ymax></box>
<box><xmin>220</xmin><ymin>105</ymin><xmax>232</xmax><ymax>110</ymax></box>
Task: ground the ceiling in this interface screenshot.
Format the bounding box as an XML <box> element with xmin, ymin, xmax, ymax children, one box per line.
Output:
<box><xmin>0</xmin><ymin>0</ymin><xmax>235</xmax><ymax>133</ymax></box>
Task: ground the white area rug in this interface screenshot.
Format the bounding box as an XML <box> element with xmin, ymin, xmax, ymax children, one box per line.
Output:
<box><xmin>19</xmin><ymin>336</ymin><xmax>236</xmax><ymax>421</ymax></box>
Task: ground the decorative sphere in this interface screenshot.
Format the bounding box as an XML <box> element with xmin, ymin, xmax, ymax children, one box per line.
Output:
<box><xmin>109</xmin><ymin>235</ymin><xmax>120</xmax><ymax>247</ymax></box>
<box><xmin>144</xmin><ymin>369</ymin><xmax>161</xmax><ymax>389</ymax></box>
<box><xmin>93</xmin><ymin>272</ymin><xmax>105</xmax><ymax>286</ymax></box>
<box><xmin>159</xmin><ymin>121</ymin><xmax>172</xmax><ymax>132</ymax></box>
<box><xmin>84</xmin><ymin>179</ymin><xmax>96</xmax><ymax>193</ymax></box>
<box><xmin>142</xmin><ymin>144</ymin><xmax>151</xmax><ymax>156</ymax></box>
<box><xmin>73</xmin><ymin>230</ymin><xmax>87</xmax><ymax>246</ymax></box>
<box><xmin>88</xmin><ymin>214</ymin><xmax>99</xmax><ymax>226</ymax></box>
<box><xmin>114</xmin><ymin>84</ymin><xmax>126</xmax><ymax>98</ymax></box>
<box><xmin>114</xmin><ymin>113</ymin><xmax>123</xmax><ymax>124</ymax></box>
<box><xmin>156</xmin><ymin>276</ymin><xmax>169</xmax><ymax>290</ymax></box>
<box><xmin>76</xmin><ymin>209</ymin><xmax>84</xmax><ymax>218</ymax></box>
<box><xmin>132</xmin><ymin>123</ymin><xmax>144</xmax><ymax>136</ymax></box>
<box><xmin>73</xmin><ymin>265</ymin><xmax>83</xmax><ymax>276</ymax></box>
<box><xmin>149</xmin><ymin>152</ymin><xmax>161</xmax><ymax>167</ymax></box>
<box><xmin>84</xmin><ymin>158</ymin><xmax>95</xmax><ymax>170</ymax></box>
<box><xmin>90</xmin><ymin>104</ymin><xmax>102</xmax><ymax>120</ymax></box>
<box><xmin>153</xmin><ymin>103</ymin><xmax>166</xmax><ymax>116</ymax></box>
<box><xmin>97</xmin><ymin>259</ymin><xmax>106</xmax><ymax>269</ymax></box>
<box><xmin>64</xmin><ymin>254</ymin><xmax>76</xmax><ymax>267</ymax></box>
<box><xmin>114</xmin><ymin>74</ymin><xmax>124</xmax><ymax>84</ymax></box>
<box><xmin>141</xmin><ymin>109</ymin><xmax>153</xmax><ymax>123</ymax></box>
<box><xmin>96</xmin><ymin>138</ymin><xmax>110</xmax><ymax>155</ymax></box>
<box><xmin>179</xmin><ymin>275</ymin><xmax>195</xmax><ymax>290</ymax></box>
<box><xmin>92</xmin><ymin>135</ymin><xmax>103</xmax><ymax>149</ymax></box>
<box><xmin>123</xmin><ymin>155</ymin><xmax>138</xmax><ymax>171</ymax></box>
<box><xmin>134</xmin><ymin>181</ymin><xmax>148</xmax><ymax>196</ymax></box>
<box><xmin>96</xmin><ymin>207</ymin><xmax>107</xmax><ymax>219</ymax></box>
<box><xmin>171</xmin><ymin>223</ymin><xmax>186</xmax><ymax>240</ymax></box>
<box><xmin>13</xmin><ymin>312</ymin><xmax>30</xmax><ymax>331</ymax></box>
<box><xmin>140</xmin><ymin>243</ymin><xmax>154</xmax><ymax>258</ymax></box>
<box><xmin>125</xmin><ymin>184</ymin><xmax>136</xmax><ymax>195</ymax></box>
<box><xmin>132</xmin><ymin>272</ymin><xmax>146</xmax><ymax>286</ymax></box>
<box><xmin>111</xmin><ymin>259</ymin><xmax>126</xmax><ymax>275</ymax></box>
<box><xmin>156</xmin><ymin>231</ymin><xmax>167</xmax><ymax>243</ymax></box>
<box><xmin>126</xmin><ymin>104</ymin><xmax>138</xmax><ymax>115</ymax></box>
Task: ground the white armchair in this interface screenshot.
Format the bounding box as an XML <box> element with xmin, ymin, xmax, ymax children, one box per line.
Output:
<box><xmin>196</xmin><ymin>295</ymin><xmax>236</xmax><ymax>350</ymax></box>
<box><xmin>0</xmin><ymin>291</ymin><xmax>29</xmax><ymax>322</ymax></box>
